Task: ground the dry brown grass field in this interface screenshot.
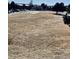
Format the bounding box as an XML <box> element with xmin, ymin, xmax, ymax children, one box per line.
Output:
<box><xmin>8</xmin><ymin>11</ymin><xmax>70</xmax><ymax>59</ymax></box>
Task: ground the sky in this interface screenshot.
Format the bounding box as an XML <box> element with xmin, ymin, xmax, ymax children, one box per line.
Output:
<box><xmin>8</xmin><ymin>0</ymin><xmax>70</xmax><ymax>5</ymax></box>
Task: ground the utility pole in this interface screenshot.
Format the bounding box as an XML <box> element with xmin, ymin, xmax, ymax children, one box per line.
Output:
<box><xmin>29</xmin><ymin>0</ymin><xmax>33</xmax><ymax>5</ymax></box>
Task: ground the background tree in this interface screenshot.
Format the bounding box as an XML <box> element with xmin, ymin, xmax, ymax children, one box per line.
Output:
<box><xmin>59</xmin><ymin>2</ymin><xmax>65</xmax><ymax>12</ymax></box>
<box><xmin>52</xmin><ymin>2</ymin><xmax>60</xmax><ymax>14</ymax></box>
<box><xmin>8</xmin><ymin>3</ymin><xmax>11</xmax><ymax>11</ymax></box>
<box><xmin>66</xmin><ymin>4</ymin><xmax>70</xmax><ymax>13</ymax></box>
<box><xmin>53</xmin><ymin>2</ymin><xmax>65</xmax><ymax>14</ymax></box>
<box><xmin>10</xmin><ymin>1</ymin><xmax>17</xmax><ymax>12</ymax></box>
<box><xmin>11</xmin><ymin>1</ymin><xmax>15</xmax><ymax>9</ymax></box>
<box><xmin>27</xmin><ymin>4</ymin><xmax>33</xmax><ymax>10</ymax></box>
<box><xmin>41</xmin><ymin>3</ymin><xmax>47</xmax><ymax>10</ymax></box>
<box><xmin>22</xmin><ymin>4</ymin><xmax>26</xmax><ymax>10</ymax></box>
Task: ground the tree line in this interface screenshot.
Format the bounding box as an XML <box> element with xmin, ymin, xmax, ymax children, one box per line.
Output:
<box><xmin>8</xmin><ymin>1</ymin><xmax>70</xmax><ymax>13</ymax></box>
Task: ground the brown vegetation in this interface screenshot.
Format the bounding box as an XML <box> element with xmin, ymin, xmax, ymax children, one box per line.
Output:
<box><xmin>8</xmin><ymin>11</ymin><xmax>70</xmax><ymax>59</ymax></box>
